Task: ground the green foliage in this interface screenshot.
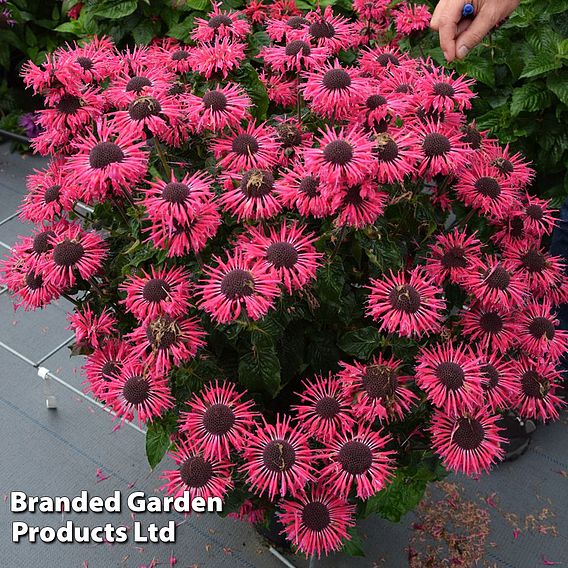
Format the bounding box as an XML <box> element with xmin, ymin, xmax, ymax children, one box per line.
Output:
<box><xmin>145</xmin><ymin>414</ymin><xmax>176</xmax><ymax>469</ymax></box>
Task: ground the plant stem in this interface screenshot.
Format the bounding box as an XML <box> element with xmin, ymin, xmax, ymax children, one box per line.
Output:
<box><xmin>296</xmin><ymin>78</ymin><xmax>302</xmax><ymax>124</ymax></box>
<box><xmin>329</xmin><ymin>225</ymin><xmax>348</xmax><ymax>263</ymax></box>
<box><xmin>61</xmin><ymin>293</ymin><xmax>79</xmax><ymax>307</ymax></box>
<box><xmin>154</xmin><ymin>138</ymin><xmax>171</xmax><ymax>178</ymax></box>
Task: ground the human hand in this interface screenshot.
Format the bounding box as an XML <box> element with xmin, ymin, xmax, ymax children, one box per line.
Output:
<box><xmin>430</xmin><ymin>0</ymin><xmax>520</xmax><ymax>63</ymax></box>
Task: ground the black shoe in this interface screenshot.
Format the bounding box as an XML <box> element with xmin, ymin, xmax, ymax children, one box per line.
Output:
<box><xmin>497</xmin><ymin>411</ymin><xmax>536</xmax><ymax>462</ymax></box>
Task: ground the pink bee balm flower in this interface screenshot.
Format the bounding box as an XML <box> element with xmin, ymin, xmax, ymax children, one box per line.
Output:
<box><xmin>360</xmin><ymin>45</ymin><xmax>408</xmax><ymax>77</ymax></box>
<box><xmin>262</xmin><ymin>40</ymin><xmax>328</xmax><ymax>73</ymax></box>
<box><xmin>180</xmin><ymin>380</ymin><xmax>258</xmax><ymax>460</ymax></box>
<box><xmin>415</xmin><ymin>342</ymin><xmax>485</xmax><ymax>415</ymax></box>
<box><xmin>240</xmin><ymin>222</ymin><xmax>322</xmax><ymax>293</ymax></box>
<box><xmin>121</xmin><ymin>266</ymin><xmax>192</xmax><ymax>322</ymax></box>
<box><xmin>106</xmin><ymin>67</ymin><xmax>173</xmax><ymax>108</ymax></box>
<box><xmin>516</xmin><ymin>300</ymin><xmax>568</xmax><ymax>361</ymax></box>
<box><xmin>160</xmin><ymin>439</ymin><xmax>233</xmax><ymax>502</ymax></box>
<box><xmin>430</xmin><ymin>408</ymin><xmax>505</xmax><ymax>476</ymax></box>
<box><xmin>67</xmin><ymin>305</ymin><xmax>117</xmax><ymax>349</ymax></box>
<box><xmin>319</xmin><ymin>424</ymin><xmax>395</xmax><ymax>500</ymax></box>
<box><xmin>64</xmin><ymin>119</ymin><xmax>148</xmax><ymax>203</ymax></box>
<box><xmin>415</xmin><ymin>67</ymin><xmax>475</xmax><ymax>113</ymax></box>
<box><xmin>366</xmin><ymin>268</ymin><xmax>445</xmax><ymax>338</ymax></box>
<box><xmin>212</xmin><ymin>121</ymin><xmax>279</xmax><ymax>173</ymax></box>
<box><xmin>304</xmin><ymin>126</ymin><xmax>374</xmax><ymax>186</ymax></box>
<box><xmin>394</xmin><ymin>3</ymin><xmax>432</xmax><ymax>36</ymax></box>
<box><xmin>338</xmin><ymin>355</ymin><xmax>418</xmax><ymax>424</ymax></box>
<box><xmin>353</xmin><ymin>0</ymin><xmax>389</xmax><ymax>21</ymax></box>
<box><xmin>127</xmin><ymin>315</ymin><xmax>206</xmax><ymax>375</ymax></box>
<box><xmin>259</xmin><ymin>71</ymin><xmax>297</xmax><ymax>107</ymax></box>
<box><xmin>332</xmin><ymin>179</ymin><xmax>388</xmax><ymax>229</ymax></box>
<box><xmin>266</xmin><ymin>15</ymin><xmax>309</xmax><ymax>42</ymax></box>
<box><xmin>372</xmin><ymin>130</ymin><xmax>421</xmax><ymax>184</ymax></box>
<box><xmin>190</xmin><ymin>38</ymin><xmax>247</xmax><ymax>80</ymax></box>
<box><xmin>104</xmin><ymin>361</ymin><xmax>174</xmax><ymax>425</ymax></box>
<box><xmin>197</xmin><ymin>251</ymin><xmax>281</xmax><ymax>324</ymax></box>
<box><xmin>291</xmin><ymin>374</ymin><xmax>355</xmax><ymax>442</ymax></box>
<box><xmin>303</xmin><ymin>60</ymin><xmax>367</xmax><ymax>120</ymax></box>
<box><xmin>277</xmin><ymin>485</ymin><xmax>356</xmax><ymax>558</ymax></box>
<box><xmin>483</xmin><ymin>140</ymin><xmax>535</xmax><ymax>188</ymax></box>
<box><xmin>241</xmin><ymin>415</ymin><xmax>315</xmax><ymax>499</ymax></box>
<box><xmin>425</xmin><ymin>229</ymin><xmax>483</xmax><ymax>286</ymax></box>
<box><xmin>305</xmin><ymin>7</ymin><xmax>356</xmax><ymax>54</ymax></box>
<box><xmin>475</xmin><ymin>348</ymin><xmax>517</xmax><ymax>412</ymax></box>
<box><xmin>41</xmin><ymin>223</ymin><xmax>107</xmax><ymax>289</ymax></box>
<box><xmin>511</xmin><ymin>357</ymin><xmax>565</xmax><ymax>422</ymax></box>
<box><xmin>192</xmin><ymin>5</ymin><xmax>251</xmax><ymax>42</ymax></box>
<box><xmin>227</xmin><ymin>499</ymin><xmax>266</xmax><ymax>524</ymax></box>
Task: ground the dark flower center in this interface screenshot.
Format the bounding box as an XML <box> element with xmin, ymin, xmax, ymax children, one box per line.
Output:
<box><xmin>338</xmin><ymin>440</ymin><xmax>373</xmax><ymax>475</ymax></box>
<box><xmin>375</xmin><ymin>134</ymin><xmax>399</xmax><ymax>162</ymax></box>
<box><xmin>528</xmin><ymin>317</ymin><xmax>555</xmax><ymax>340</ymax></box>
<box><xmin>202</xmin><ymin>403</ymin><xmax>236</xmax><ymax>435</ymax></box>
<box><xmin>299</xmin><ymin>176</ymin><xmax>319</xmax><ymax>197</ymax></box>
<box><xmin>262</xmin><ymin>439</ymin><xmax>296</xmax><ymax>472</ymax></box>
<box><xmin>343</xmin><ymin>184</ymin><xmax>363</xmax><ymax>206</ymax></box>
<box><xmin>179</xmin><ymin>456</ymin><xmax>213</xmax><ymax>488</ymax></box>
<box><xmin>208</xmin><ymin>14</ymin><xmax>232</xmax><ymax>29</ymax></box>
<box><xmin>202</xmin><ymin>90</ymin><xmax>228</xmax><ymax>112</ymax></box>
<box><xmin>388</xmin><ymin>285</ymin><xmax>421</xmax><ymax>313</ymax></box>
<box><xmin>125</xmin><ymin>76</ymin><xmax>152</xmax><ymax>93</ymax></box>
<box><xmin>366</xmin><ymin>94</ymin><xmax>387</xmax><ymax>110</ymax></box>
<box><xmin>128</xmin><ymin>97</ymin><xmax>162</xmax><ymax>121</ymax></box>
<box><xmin>146</xmin><ymin>316</ymin><xmax>180</xmax><ymax>350</ymax></box>
<box><xmin>301</xmin><ymin>501</ymin><xmax>331</xmax><ymax>532</ymax></box>
<box><xmin>322</xmin><ymin>69</ymin><xmax>351</xmax><ymax>90</ymax></box>
<box><xmin>25</xmin><ymin>271</ymin><xmax>43</xmax><ymax>290</ymax></box>
<box><xmin>266</xmin><ymin>241</ymin><xmax>298</xmax><ymax>269</ymax></box>
<box><xmin>162</xmin><ymin>182</ymin><xmax>190</xmax><ymax>203</ymax></box>
<box><xmin>435</xmin><ymin>362</ymin><xmax>465</xmax><ymax>390</ymax></box>
<box><xmin>395</xmin><ymin>83</ymin><xmax>412</xmax><ymax>94</ymax></box>
<box><xmin>277</xmin><ymin>124</ymin><xmax>303</xmax><ymax>148</ymax></box>
<box><xmin>323</xmin><ymin>140</ymin><xmax>353</xmax><ymax>165</ymax></box>
<box><xmin>441</xmin><ymin>246</ymin><xmax>467</xmax><ymax>269</ymax></box>
<box><xmin>492</xmin><ymin>157</ymin><xmax>514</xmax><ymax>176</ymax></box>
<box><xmin>44</xmin><ymin>185</ymin><xmax>61</xmax><ymax>204</ymax></box>
<box><xmin>521</xmin><ymin>370</ymin><xmax>549</xmax><ymax>399</ymax></box>
<box><xmin>460</xmin><ymin>125</ymin><xmax>482</xmax><ymax>149</ymax></box>
<box><xmin>453</xmin><ymin>417</ymin><xmax>484</xmax><ymax>450</ymax></box>
<box><xmin>240</xmin><ymin>169</ymin><xmax>274</xmax><ymax>198</ymax></box>
<box><xmin>122</xmin><ymin>375</ymin><xmax>150</xmax><ymax>405</ymax></box>
<box><xmin>479</xmin><ymin>311</ymin><xmax>504</xmax><ymax>334</ymax></box>
<box><xmin>76</xmin><ymin>56</ymin><xmax>94</xmax><ymax>70</ymax></box>
<box><xmin>101</xmin><ymin>361</ymin><xmax>119</xmax><ymax>381</ymax></box>
<box><xmin>433</xmin><ymin>82</ymin><xmax>455</xmax><ymax>97</ymax></box>
<box><xmin>475</xmin><ymin>176</ymin><xmax>501</xmax><ymax>199</ymax></box>
<box><xmin>221</xmin><ymin>269</ymin><xmax>255</xmax><ymax>299</ymax></box>
<box><xmin>142</xmin><ymin>278</ymin><xmax>171</xmax><ymax>303</ymax></box>
<box><xmin>309</xmin><ymin>21</ymin><xmax>335</xmax><ymax>39</ymax></box>
<box><xmin>168</xmin><ymin>82</ymin><xmax>186</xmax><ymax>96</ymax></box>
<box><xmin>53</xmin><ymin>239</ymin><xmax>85</xmax><ymax>267</ymax></box>
<box><xmin>232</xmin><ymin>133</ymin><xmax>259</xmax><ymax>156</ymax></box>
<box><xmin>362</xmin><ymin>364</ymin><xmax>397</xmax><ymax>399</ymax></box>
<box><xmin>57</xmin><ymin>94</ymin><xmax>81</xmax><ymax>115</ymax></box>
<box><xmin>287</xmin><ymin>16</ymin><xmax>308</xmax><ymax>29</ymax></box>
<box><xmin>521</xmin><ymin>249</ymin><xmax>547</xmax><ymax>273</ymax></box>
<box><xmin>525</xmin><ymin>204</ymin><xmax>544</xmax><ymax>220</ymax></box>
<box><xmin>32</xmin><ymin>230</ymin><xmax>55</xmax><ymax>254</ymax></box>
<box><xmin>285</xmin><ymin>40</ymin><xmax>311</xmax><ymax>57</ymax></box>
<box><xmin>416</xmin><ymin>107</ymin><xmax>446</xmax><ymax>124</ymax></box>
<box><xmin>422</xmin><ymin>132</ymin><xmax>451</xmax><ymax>157</ymax></box>
<box><xmin>481</xmin><ymin>364</ymin><xmax>500</xmax><ymax>390</ymax></box>
<box><xmin>484</xmin><ymin>266</ymin><xmax>510</xmax><ymax>290</ymax></box>
<box><xmin>172</xmin><ymin>49</ymin><xmax>190</xmax><ymax>61</ymax></box>
<box><xmin>509</xmin><ymin>216</ymin><xmax>525</xmax><ymax>239</ymax></box>
<box><xmin>89</xmin><ymin>141</ymin><xmax>125</xmax><ymax>169</ymax></box>
<box><xmin>376</xmin><ymin>53</ymin><xmax>400</xmax><ymax>66</ymax></box>
<box><xmin>314</xmin><ymin>396</ymin><xmax>341</xmax><ymax>419</ymax></box>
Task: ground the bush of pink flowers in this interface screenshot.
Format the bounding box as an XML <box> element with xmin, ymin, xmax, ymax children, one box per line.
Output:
<box><xmin>3</xmin><ymin>0</ymin><xmax>567</xmax><ymax>559</ymax></box>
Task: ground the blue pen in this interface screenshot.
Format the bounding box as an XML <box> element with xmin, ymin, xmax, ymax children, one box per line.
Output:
<box><xmin>462</xmin><ymin>3</ymin><xmax>475</xmax><ymax>18</ymax></box>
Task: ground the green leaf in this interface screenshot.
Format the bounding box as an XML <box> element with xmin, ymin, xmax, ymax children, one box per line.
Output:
<box><xmin>338</xmin><ymin>327</ymin><xmax>381</xmax><ymax>359</ymax></box>
<box><xmin>132</xmin><ymin>20</ymin><xmax>154</xmax><ymax>44</ymax></box>
<box><xmin>510</xmin><ymin>82</ymin><xmax>553</xmax><ymax>116</ymax></box>
<box><xmin>454</xmin><ymin>55</ymin><xmax>495</xmax><ymax>87</ymax></box>
<box><xmin>145</xmin><ymin>421</ymin><xmax>172</xmax><ymax>470</ymax></box>
<box><xmin>238</xmin><ymin>64</ymin><xmax>269</xmax><ymax>120</ymax></box>
<box><xmin>90</xmin><ymin>0</ymin><xmax>138</xmax><ymax>19</ymax></box>
<box><xmin>238</xmin><ymin>335</ymin><xmax>281</xmax><ymax>397</ymax></box>
<box><xmin>185</xmin><ymin>0</ymin><xmax>211</xmax><ymax>10</ymax></box>
<box><xmin>53</xmin><ymin>20</ymin><xmax>83</xmax><ymax>34</ymax></box>
<box><xmin>547</xmin><ymin>71</ymin><xmax>568</xmax><ymax>105</ymax></box>
<box><xmin>520</xmin><ymin>52</ymin><xmax>562</xmax><ymax>79</ymax></box>
<box><xmin>341</xmin><ymin>526</ymin><xmax>365</xmax><ymax>557</ymax></box>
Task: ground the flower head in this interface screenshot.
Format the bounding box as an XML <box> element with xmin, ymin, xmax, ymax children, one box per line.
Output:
<box><xmin>68</xmin><ymin>305</ymin><xmax>117</xmax><ymax>349</ymax></box>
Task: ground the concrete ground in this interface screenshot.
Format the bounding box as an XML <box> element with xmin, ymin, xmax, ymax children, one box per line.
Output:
<box><xmin>0</xmin><ymin>143</ymin><xmax>567</xmax><ymax>568</ymax></box>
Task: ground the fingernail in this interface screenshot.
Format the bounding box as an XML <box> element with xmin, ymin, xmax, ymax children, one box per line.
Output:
<box><xmin>443</xmin><ymin>50</ymin><xmax>449</xmax><ymax>61</ymax></box>
<box><xmin>457</xmin><ymin>45</ymin><xmax>469</xmax><ymax>59</ymax></box>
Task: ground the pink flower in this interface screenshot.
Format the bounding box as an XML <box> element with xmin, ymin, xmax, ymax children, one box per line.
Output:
<box><xmin>415</xmin><ymin>342</ymin><xmax>484</xmax><ymax>415</ymax></box>
<box><xmin>338</xmin><ymin>355</ymin><xmax>418</xmax><ymax>424</ymax></box>
<box><xmin>360</xmin><ymin>45</ymin><xmax>408</xmax><ymax>77</ymax></box>
<box><xmin>192</xmin><ymin>6</ymin><xmax>251</xmax><ymax>42</ymax></box>
<box><xmin>430</xmin><ymin>408</ymin><xmax>505</xmax><ymax>476</ymax></box>
<box><xmin>304</xmin><ymin>7</ymin><xmax>356</xmax><ymax>54</ymax></box>
<box><xmin>372</xmin><ymin>129</ymin><xmax>421</xmax><ymax>184</ymax></box>
<box><xmin>241</xmin><ymin>415</ymin><xmax>315</xmax><ymax>499</ymax></box>
<box><xmin>366</xmin><ymin>268</ymin><xmax>445</xmax><ymax>338</ymax></box>
<box><xmin>475</xmin><ymin>349</ymin><xmax>517</xmax><ymax>412</ymax></box>
<box><xmin>483</xmin><ymin>140</ymin><xmax>535</xmax><ymax>188</ymax></box>
<box><xmin>197</xmin><ymin>251</ymin><xmax>281</xmax><ymax>324</ymax></box>
<box><xmin>68</xmin><ymin>305</ymin><xmax>117</xmax><ymax>349</ymax></box>
<box><xmin>262</xmin><ymin>40</ymin><xmax>328</xmax><ymax>73</ymax></box>
<box><xmin>319</xmin><ymin>424</ymin><xmax>395</xmax><ymax>500</ymax></box>
<box><xmin>190</xmin><ymin>38</ymin><xmax>247</xmax><ymax>80</ymax></box>
<box><xmin>415</xmin><ymin>67</ymin><xmax>474</xmax><ymax>113</ymax></box>
<box><xmin>394</xmin><ymin>3</ymin><xmax>432</xmax><ymax>36</ymax></box>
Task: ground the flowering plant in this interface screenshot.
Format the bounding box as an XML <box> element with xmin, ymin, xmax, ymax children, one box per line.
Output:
<box><xmin>3</xmin><ymin>0</ymin><xmax>567</xmax><ymax>559</ymax></box>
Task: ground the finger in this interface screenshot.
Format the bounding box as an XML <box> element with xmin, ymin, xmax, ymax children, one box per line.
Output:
<box><xmin>433</xmin><ymin>0</ymin><xmax>467</xmax><ymax>62</ymax></box>
<box><xmin>430</xmin><ymin>0</ymin><xmax>452</xmax><ymax>29</ymax></box>
<box><xmin>455</xmin><ymin>11</ymin><xmax>497</xmax><ymax>59</ymax></box>
<box><xmin>456</xmin><ymin>19</ymin><xmax>472</xmax><ymax>36</ymax></box>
